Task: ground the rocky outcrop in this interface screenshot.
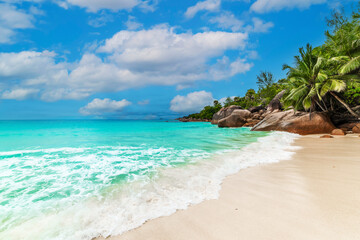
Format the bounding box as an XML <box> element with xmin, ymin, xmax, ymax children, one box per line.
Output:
<box><xmin>267</xmin><ymin>90</ymin><xmax>285</xmax><ymax>112</ymax></box>
<box><xmin>251</xmin><ymin>110</ymin><xmax>336</xmax><ymax>135</ymax></box>
<box><xmin>248</xmin><ymin>105</ymin><xmax>265</xmax><ymax>113</ymax></box>
<box><xmin>218</xmin><ymin>110</ymin><xmax>251</xmax><ymax>128</ymax></box>
<box><xmin>211</xmin><ymin>105</ymin><xmax>242</xmax><ymax>124</ymax></box>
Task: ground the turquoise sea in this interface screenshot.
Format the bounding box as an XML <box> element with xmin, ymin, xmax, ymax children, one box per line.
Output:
<box><xmin>0</xmin><ymin>120</ymin><xmax>298</xmax><ymax>240</ymax></box>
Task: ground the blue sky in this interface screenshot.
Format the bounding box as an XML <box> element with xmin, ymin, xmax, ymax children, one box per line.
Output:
<box><xmin>0</xmin><ymin>0</ymin><xmax>357</xmax><ymax>120</ymax></box>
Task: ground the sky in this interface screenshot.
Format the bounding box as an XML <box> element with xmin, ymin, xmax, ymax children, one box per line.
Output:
<box><xmin>0</xmin><ymin>0</ymin><xmax>358</xmax><ymax>120</ymax></box>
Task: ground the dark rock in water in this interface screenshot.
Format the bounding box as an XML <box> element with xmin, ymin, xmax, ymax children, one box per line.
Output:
<box><xmin>331</xmin><ymin>129</ymin><xmax>346</xmax><ymax>136</ymax></box>
<box><xmin>212</xmin><ymin>105</ymin><xmax>242</xmax><ymax>124</ymax></box>
<box><xmin>320</xmin><ymin>135</ymin><xmax>334</xmax><ymax>138</ymax></box>
<box><xmin>251</xmin><ymin>110</ymin><xmax>335</xmax><ymax>135</ymax></box>
<box><xmin>218</xmin><ymin>109</ymin><xmax>251</xmax><ymax>128</ymax></box>
<box><xmin>267</xmin><ymin>90</ymin><xmax>285</xmax><ymax>112</ymax></box>
<box><xmin>248</xmin><ymin>105</ymin><xmax>265</xmax><ymax>113</ymax></box>
<box><xmin>353</xmin><ymin>123</ymin><xmax>360</xmax><ymax>133</ymax></box>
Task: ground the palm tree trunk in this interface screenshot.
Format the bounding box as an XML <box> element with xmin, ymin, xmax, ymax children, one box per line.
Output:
<box><xmin>329</xmin><ymin>92</ymin><xmax>360</xmax><ymax>118</ymax></box>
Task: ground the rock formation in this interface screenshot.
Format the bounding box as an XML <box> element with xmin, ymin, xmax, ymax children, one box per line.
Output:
<box><xmin>211</xmin><ymin>105</ymin><xmax>242</xmax><ymax>124</ymax></box>
<box><xmin>267</xmin><ymin>90</ymin><xmax>285</xmax><ymax>112</ymax></box>
<box><xmin>251</xmin><ymin>110</ymin><xmax>336</xmax><ymax>135</ymax></box>
<box><xmin>218</xmin><ymin>110</ymin><xmax>251</xmax><ymax>128</ymax></box>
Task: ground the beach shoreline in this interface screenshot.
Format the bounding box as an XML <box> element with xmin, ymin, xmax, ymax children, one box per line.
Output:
<box><xmin>101</xmin><ymin>134</ymin><xmax>360</xmax><ymax>240</ymax></box>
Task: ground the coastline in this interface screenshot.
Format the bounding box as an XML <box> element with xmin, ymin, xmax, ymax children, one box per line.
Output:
<box><xmin>101</xmin><ymin>134</ymin><xmax>360</xmax><ymax>240</ymax></box>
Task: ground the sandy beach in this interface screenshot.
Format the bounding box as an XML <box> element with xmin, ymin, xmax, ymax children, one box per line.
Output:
<box><xmin>103</xmin><ymin>134</ymin><xmax>360</xmax><ymax>240</ymax></box>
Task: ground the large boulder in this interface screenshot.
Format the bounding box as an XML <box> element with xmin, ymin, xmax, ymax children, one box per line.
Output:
<box><xmin>211</xmin><ymin>105</ymin><xmax>242</xmax><ymax>124</ymax></box>
<box><xmin>267</xmin><ymin>90</ymin><xmax>286</xmax><ymax>112</ymax></box>
<box><xmin>248</xmin><ymin>105</ymin><xmax>265</xmax><ymax>113</ymax></box>
<box><xmin>251</xmin><ymin>110</ymin><xmax>336</xmax><ymax>135</ymax></box>
<box><xmin>218</xmin><ymin>109</ymin><xmax>252</xmax><ymax>128</ymax></box>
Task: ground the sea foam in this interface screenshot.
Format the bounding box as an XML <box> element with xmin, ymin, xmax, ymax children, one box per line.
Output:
<box><xmin>0</xmin><ymin>131</ymin><xmax>300</xmax><ymax>240</ymax></box>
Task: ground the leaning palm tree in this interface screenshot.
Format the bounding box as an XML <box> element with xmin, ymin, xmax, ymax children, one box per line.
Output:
<box><xmin>283</xmin><ymin>44</ymin><xmax>328</xmax><ymax>113</ymax></box>
<box><xmin>283</xmin><ymin>44</ymin><xmax>360</xmax><ymax>118</ymax></box>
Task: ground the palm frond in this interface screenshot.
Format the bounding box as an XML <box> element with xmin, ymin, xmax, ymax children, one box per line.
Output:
<box><xmin>313</xmin><ymin>57</ymin><xmax>325</xmax><ymax>76</ymax></box>
<box><xmin>339</xmin><ymin>56</ymin><xmax>360</xmax><ymax>75</ymax></box>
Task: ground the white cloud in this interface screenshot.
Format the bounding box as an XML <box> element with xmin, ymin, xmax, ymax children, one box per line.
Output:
<box><xmin>185</xmin><ymin>0</ymin><xmax>221</xmax><ymax>19</ymax></box>
<box><xmin>0</xmin><ymin>26</ymin><xmax>252</xmax><ymax>101</ymax></box>
<box><xmin>125</xmin><ymin>16</ymin><xmax>143</xmax><ymax>30</ymax></box>
<box><xmin>0</xmin><ymin>3</ymin><xmax>35</xmax><ymax>43</ymax></box>
<box><xmin>1</xmin><ymin>88</ymin><xmax>39</xmax><ymax>100</ymax></box>
<box><xmin>250</xmin><ymin>0</ymin><xmax>326</xmax><ymax>13</ymax></box>
<box><xmin>170</xmin><ymin>91</ymin><xmax>214</xmax><ymax>113</ymax></box>
<box><xmin>209</xmin><ymin>12</ymin><xmax>273</xmax><ymax>33</ymax></box>
<box><xmin>0</xmin><ymin>50</ymin><xmax>67</xmax><ymax>83</ymax></box>
<box><xmin>209</xmin><ymin>12</ymin><xmax>244</xmax><ymax>32</ymax></box>
<box><xmin>248</xmin><ymin>17</ymin><xmax>274</xmax><ymax>33</ymax></box>
<box><xmin>138</xmin><ymin>99</ymin><xmax>150</xmax><ymax>105</ymax></box>
<box><xmin>79</xmin><ymin>98</ymin><xmax>131</xmax><ymax>116</ymax></box>
<box><xmin>59</xmin><ymin>0</ymin><xmax>154</xmax><ymax>12</ymax></box>
<box><xmin>210</xmin><ymin>56</ymin><xmax>253</xmax><ymax>80</ymax></box>
<box><xmin>98</xmin><ymin>26</ymin><xmax>248</xmax><ymax>76</ymax></box>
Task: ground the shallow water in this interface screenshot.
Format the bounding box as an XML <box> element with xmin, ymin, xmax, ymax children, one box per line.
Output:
<box><xmin>0</xmin><ymin>120</ymin><xmax>297</xmax><ymax>239</ymax></box>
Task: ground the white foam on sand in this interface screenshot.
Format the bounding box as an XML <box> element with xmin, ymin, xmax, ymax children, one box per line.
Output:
<box><xmin>0</xmin><ymin>132</ymin><xmax>300</xmax><ymax>240</ymax></box>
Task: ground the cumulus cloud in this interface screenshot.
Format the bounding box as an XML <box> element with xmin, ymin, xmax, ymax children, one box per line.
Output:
<box><xmin>58</xmin><ymin>0</ymin><xmax>155</xmax><ymax>12</ymax></box>
<box><xmin>79</xmin><ymin>98</ymin><xmax>131</xmax><ymax>116</ymax></box>
<box><xmin>185</xmin><ymin>0</ymin><xmax>221</xmax><ymax>18</ymax></box>
<box><xmin>170</xmin><ymin>91</ymin><xmax>214</xmax><ymax>113</ymax></box>
<box><xmin>0</xmin><ymin>3</ymin><xmax>35</xmax><ymax>43</ymax></box>
<box><xmin>98</xmin><ymin>26</ymin><xmax>248</xmax><ymax>76</ymax></box>
<box><xmin>250</xmin><ymin>0</ymin><xmax>326</xmax><ymax>13</ymax></box>
<box><xmin>0</xmin><ymin>26</ymin><xmax>252</xmax><ymax>101</ymax></box>
<box><xmin>1</xmin><ymin>88</ymin><xmax>39</xmax><ymax>100</ymax></box>
<box><xmin>0</xmin><ymin>50</ymin><xmax>71</xmax><ymax>101</ymax></box>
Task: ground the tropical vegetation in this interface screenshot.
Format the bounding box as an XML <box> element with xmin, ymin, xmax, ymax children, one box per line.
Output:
<box><xmin>181</xmin><ymin>4</ymin><xmax>360</xmax><ymax>121</ymax></box>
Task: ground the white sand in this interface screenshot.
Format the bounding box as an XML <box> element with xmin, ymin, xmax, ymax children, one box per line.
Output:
<box><xmin>101</xmin><ymin>134</ymin><xmax>360</xmax><ymax>240</ymax></box>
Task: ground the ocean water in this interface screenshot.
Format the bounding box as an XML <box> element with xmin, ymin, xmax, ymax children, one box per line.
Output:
<box><xmin>0</xmin><ymin>120</ymin><xmax>299</xmax><ymax>240</ymax></box>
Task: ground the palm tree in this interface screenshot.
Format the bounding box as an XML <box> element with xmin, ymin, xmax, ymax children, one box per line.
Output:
<box><xmin>283</xmin><ymin>44</ymin><xmax>327</xmax><ymax>113</ymax></box>
<box><xmin>283</xmin><ymin>44</ymin><xmax>360</xmax><ymax>118</ymax></box>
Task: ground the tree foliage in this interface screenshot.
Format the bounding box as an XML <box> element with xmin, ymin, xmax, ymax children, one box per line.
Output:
<box><xmin>183</xmin><ymin>2</ymin><xmax>360</xmax><ymax>120</ymax></box>
<box><xmin>256</xmin><ymin>71</ymin><xmax>275</xmax><ymax>89</ymax></box>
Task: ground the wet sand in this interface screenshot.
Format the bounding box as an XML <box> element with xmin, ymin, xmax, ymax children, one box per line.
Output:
<box><xmin>103</xmin><ymin>134</ymin><xmax>360</xmax><ymax>240</ymax></box>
